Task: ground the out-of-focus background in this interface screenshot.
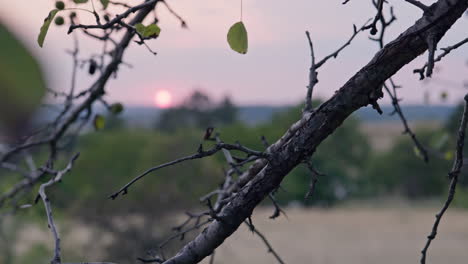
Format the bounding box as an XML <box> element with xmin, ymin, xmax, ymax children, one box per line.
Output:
<box><xmin>1</xmin><ymin>1</ymin><xmax>468</xmax><ymax>263</ymax></box>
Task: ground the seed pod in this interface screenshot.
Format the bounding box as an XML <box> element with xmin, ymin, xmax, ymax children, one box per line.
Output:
<box><xmin>54</xmin><ymin>16</ymin><xmax>65</xmax><ymax>26</ymax></box>
<box><xmin>55</xmin><ymin>1</ymin><xmax>65</xmax><ymax>10</ymax></box>
<box><xmin>109</xmin><ymin>103</ymin><xmax>124</xmax><ymax>115</ymax></box>
<box><xmin>88</xmin><ymin>59</ymin><xmax>97</xmax><ymax>75</ymax></box>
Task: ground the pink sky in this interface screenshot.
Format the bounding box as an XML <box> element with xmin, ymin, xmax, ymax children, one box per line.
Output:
<box><xmin>1</xmin><ymin>0</ymin><xmax>467</xmax><ymax>107</ymax></box>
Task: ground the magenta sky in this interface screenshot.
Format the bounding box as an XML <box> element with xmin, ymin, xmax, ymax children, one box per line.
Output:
<box><xmin>1</xmin><ymin>0</ymin><xmax>467</xmax><ymax>107</ymax></box>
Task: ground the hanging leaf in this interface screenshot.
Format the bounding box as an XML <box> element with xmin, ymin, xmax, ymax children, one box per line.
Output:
<box><xmin>110</xmin><ymin>103</ymin><xmax>124</xmax><ymax>115</ymax></box>
<box><xmin>73</xmin><ymin>0</ymin><xmax>89</xmax><ymax>3</ymax></box>
<box><xmin>227</xmin><ymin>21</ymin><xmax>248</xmax><ymax>54</ymax></box>
<box><xmin>135</xmin><ymin>23</ymin><xmax>161</xmax><ymax>38</ymax></box>
<box><xmin>440</xmin><ymin>91</ymin><xmax>448</xmax><ymax>101</ymax></box>
<box><xmin>100</xmin><ymin>0</ymin><xmax>109</xmax><ymax>9</ymax></box>
<box><xmin>93</xmin><ymin>114</ymin><xmax>105</xmax><ymax>130</ymax></box>
<box><xmin>37</xmin><ymin>9</ymin><xmax>59</xmax><ymax>47</ymax></box>
<box><xmin>413</xmin><ymin>146</ymin><xmax>423</xmax><ymax>159</ymax></box>
<box><xmin>444</xmin><ymin>151</ymin><xmax>454</xmax><ymax>161</ymax></box>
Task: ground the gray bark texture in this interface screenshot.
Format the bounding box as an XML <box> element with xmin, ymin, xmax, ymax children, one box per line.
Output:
<box><xmin>163</xmin><ymin>0</ymin><xmax>468</xmax><ymax>263</ymax></box>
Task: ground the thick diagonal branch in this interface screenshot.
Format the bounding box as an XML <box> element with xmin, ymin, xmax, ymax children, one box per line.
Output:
<box><xmin>161</xmin><ymin>1</ymin><xmax>468</xmax><ymax>263</ymax></box>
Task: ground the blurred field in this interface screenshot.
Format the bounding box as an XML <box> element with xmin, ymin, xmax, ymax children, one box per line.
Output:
<box><xmin>200</xmin><ymin>206</ymin><xmax>468</xmax><ymax>264</ymax></box>
<box><xmin>359</xmin><ymin>121</ymin><xmax>441</xmax><ymax>151</ymax></box>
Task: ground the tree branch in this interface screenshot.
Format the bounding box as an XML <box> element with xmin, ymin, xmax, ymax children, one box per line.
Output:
<box><xmin>160</xmin><ymin>1</ymin><xmax>468</xmax><ymax>263</ymax></box>
<box><xmin>420</xmin><ymin>93</ymin><xmax>468</xmax><ymax>264</ymax></box>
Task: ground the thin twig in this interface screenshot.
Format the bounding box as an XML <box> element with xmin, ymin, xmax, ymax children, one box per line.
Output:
<box><xmin>37</xmin><ymin>153</ymin><xmax>80</xmax><ymax>264</ymax></box>
<box><xmin>383</xmin><ymin>82</ymin><xmax>429</xmax><ymax>162</ymax></box>
<box><xmin>304</xmin><ymin>31</ymin><xmax>317</xmax><ymax>112</ymax></box>
<box><xmin>404</xmin><ymin>0</ymin><xmax>429</xmax><ymax>11</ymax></box>
<box><xmin>414</xmin><ymin>37</ymin><xmax>468</xmax><ymax>80</ymax></box>
<box><xmin>244</xmin><ymin>220</ymin><xmax>285</xmax><ymax>264</ymax></box>
<box><xmin>420</xmin><ymin>94</ymin><xmax>468</xmax><ymax>264</ymax></box>
<box><xmin>110</xmin><ymin>142</ymin><xmax>266</xmax><ymax>199</ymax></box>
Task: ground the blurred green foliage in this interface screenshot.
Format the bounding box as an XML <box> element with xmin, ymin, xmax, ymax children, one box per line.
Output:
<box><xmin>219</xmin><ymin>103</ymin><xmax>370</xmax><ymax>206</ymax></box>
<box><xmin>157</xmin><ymin>90</ymin><xmax>237</xmax><ymax>131</ymax></box>
<box><xmin>360</xmin><ymin>130</ymin><xmax>451</xmax><ymax>199</ymax></box>
<box><xmin>0</xmin><ymin>23</ymin><xmax>46</xmax><ymax>139</ymax></box>
<box><xmin>2</xmin><ymin>89</ymin><xmax>468</xmax><ymax>263</ymax></box>
<box><xmin>51</xmin><ymin>129</ymin><xmax>221</xmax><ymax>217</ymax></box>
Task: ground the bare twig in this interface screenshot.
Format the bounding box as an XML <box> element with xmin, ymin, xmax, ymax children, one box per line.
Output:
<box><xmin>420</xmin><ymin>94</ymin><xmax>468</xmax><ymax>264</ymax></box>
<box><xmin>304</xmin><ymin>21</ymin><xmax>369</xmax><ymax>112</ymax></box>
<box><xmin>268</xmin><ymin>193</ymin><xmax>286</xmax><ymax>219</ymax></box>
<box><xmin>110</xmin><ymin>142</ymin><xmax>266</xmax><ymax>199</ymax></box>
<box><xmin>68</xmin><ymin>0</ymin><xmax>160</xmax><ymax>33</ymax></box>
<box><xmin>404</xmin><ymin>0</ymin><xmax>429</xmax><ymax>11</ymax></box>
<box><xmin>414</xmin><ymin>37</ymin><xmax>468</xmax><ymax>80</ymax></box>
<box><xmin>244</xmin><ymin>220</ymin><xmax>285</xmax><ymax>264</ymax></box>
<box><xmin>304</xmin><ymin>31</ymin><xmax>317</xmax><ymax>112</ymax></box>
<box><xmin>315</xmin><ymin>21</ymin><xmax>371</xmax><ymax>69</ymax></box>
<box><xmin>37</xmin><ymin>153</ymin><xmax>80</xmax><ymax>264</ymax></box>
<box><xmin>160</xmin><ymin>0</ymin><xmax>187</xmax><ymax>28</ymax></box>
<box><xmin>366</xmin><ymin>1</ymin><xmax>428</xmax><ymax>162</ymax></box>
<box><xmin>208</xmin><ymin>251</ymin><xmax>215</xmax><ymax>264</ymax></box>
<box><xmin>383</xmin><ymin>82</ymin><xmax>429</xmax><ymax>162</ymax></box>
<box><xmin>304</xmin><ymin>161</ymin><xmax>325</xmax><ymax>199</ymax></box>
<box><xmin>364</xmin><ymin>0</ymin><xmax>385</xmax><ymax>35</ymax></box>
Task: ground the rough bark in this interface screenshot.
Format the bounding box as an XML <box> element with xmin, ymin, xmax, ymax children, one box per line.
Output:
<box><xmin>162</xmin><ymin>0</ymin><xmax>468</xmax><ymax>263</ymax></box>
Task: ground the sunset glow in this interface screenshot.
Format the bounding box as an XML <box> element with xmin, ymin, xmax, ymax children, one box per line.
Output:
<box><xmin>154</xmin><ymin>90</ymin><xmax>173</xmax><ymax>108</ymax></box>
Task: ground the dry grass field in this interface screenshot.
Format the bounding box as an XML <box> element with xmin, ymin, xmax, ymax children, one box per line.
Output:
<box><xmin>359</xmin><ymin>121</ymin><xmax>441</xmax><ymax>151</ymax></box>
<box><xmin>200</xmin><ymin>206</ymin><xmax>468</xmax><ymax>264</ymax></box>
<box><xmin>12</xmin><ymin>205</ymin><xmax>468</xmax><ymax>263</ymax></box>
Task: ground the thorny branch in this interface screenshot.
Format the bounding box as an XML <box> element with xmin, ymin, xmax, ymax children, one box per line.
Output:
<box><xmin>1</xmin><ymin>0</ymin><xmax>468</xmax><ymax>264</ymax></box>
<box><xmin>156</xmin><ymin>2</ymin><xmax>468</xmax><ymax>263</ymax></box>
<box><xmin>404</xmin><ymin>0</ymin><xmax>430</xmax><ymax>11</ymax></box>
<box><xmin>304</xmin><ymin>31</ymin><xmax>317</xmax><ymax>112</ymax></box>
<box><xmin>68</xmin><ymin>0</ymin><xmax>159</xmax><ymax>33</ymax></box>
<box><xmin>369</xmin><ymin>1</ymin><xmax>429</xmax><ymax>161</ymax></box>
<box><xmin>36</xmin><ymin>153</ymin><xmax>80</xmax><ymax>264</ymax></box>
<box><xmin>304</xmin><ymin>21</ymin><xmax>369</xmax><ymax>112</ymax></box>
<box><xmin>244</xmin><ymin>220</ymin><xmax>285</xmax><ymax>264</ymax></box>
<box><xmin>384</xmin><ymin>82</ymin><xmax>429</xmax><ymax>161</ymax></box>
<box><xmin>109</xmin><ymin>140</ymin><xmax>267</xmax><ymax>200</ymax></box>
<box><xmin>0</xmin><ymin>0</ymin><xmax>189</xmax><ymax>208</ymax></box>
<box><xmin>364</xmin><ymin>0</ymin><xmax>385</xmax><ymax>35</ymax></box>
<box><xmin>414</xmin><ymin>36</ymin><xmax>468</xmax><ymax>80</ymax></box>
<box><xmin>304</xmin><ymin>160</ymin><xmax>325</xmax><ymax>200</ymax></box>
<box><xmin>420</xmin><ymin>94</ymin><xmax>468</xmax><ymax>264</ymax></box>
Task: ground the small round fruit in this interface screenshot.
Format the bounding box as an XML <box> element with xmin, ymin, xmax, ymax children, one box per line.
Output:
<box><xmin>55</xmin><ymin>1</ymin><xmax>65</xmax><ymax>10</ymax></box>
<box><xmin>54</xmin><ymin>16</ymin><xmax>65</xmax><ymax>26</ymax></box>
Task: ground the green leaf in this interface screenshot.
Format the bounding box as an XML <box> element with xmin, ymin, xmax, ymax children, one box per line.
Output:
<box><xmin>110</xmin><ymin>103</ymin><xmax>124</xmax><ymax>115</ymax></box>
<box><xmin>93</xmin><ymin>114</ymin><xmax>105</xmax><ymax>130</ymax></box>
<box><xmin>100</xmin><ymin>0</ymin><xmax>109</xmax><ymax>9</ymax></box>
<box><xmin>37</xmin><ymin>9</ymin><xmax>59</xmax><ymax>47</ymax></box>
<box><xmin>1</xmin><ymin>24</ymin><xmax>46</xmax><ymax>139</ymax></box>
<box><xmin>73</xmin><ymin>0</ymin><xmax>88</xmax><ymax>3</ymax></box>
<box><xmin>135</xmin><ymin>23</ymin><xmax>161</xmax><ymax>38</ymax></box>
<box><xmin>444</xmin><ymin>151</ymin><xmax>454</xmax><ymax>161</ymax></box>
<box><xmin>227</xmin><ymin>21</ymin><xmax>248</xmax><ymax>54</ymax></box>
<box><xmin>413</xmin><ymin>146</ymin><xmax>422</xmax><ymax>159</ymax></box>
<box><xmin>440</xmin><ymin>91</ymin><xmax>448</xmax><ymax>101</ymax></box>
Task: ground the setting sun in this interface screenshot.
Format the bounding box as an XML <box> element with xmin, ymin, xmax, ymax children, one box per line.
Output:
<box><xmin>154</xmin><ymin>90</ymin><xmax>173</xmax><ymax>108</ymax></box>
